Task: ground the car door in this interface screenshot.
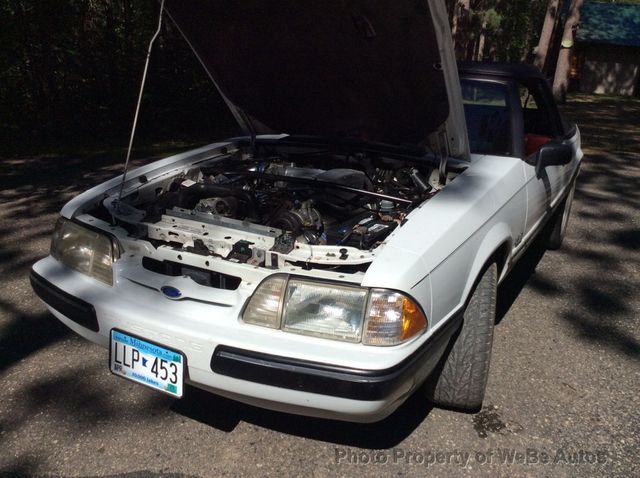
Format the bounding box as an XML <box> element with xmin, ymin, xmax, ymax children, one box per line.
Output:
<box><xmin>518</xmin><ymin>79</ymin><xmax>573</xmax><ymax>237</ymax></box>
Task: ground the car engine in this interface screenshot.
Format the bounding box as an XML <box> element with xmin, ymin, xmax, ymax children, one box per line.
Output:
<box><xmin>102</xmin><ymin>145</ymin><xmax>458</xmax><ymax>270</ymax></box>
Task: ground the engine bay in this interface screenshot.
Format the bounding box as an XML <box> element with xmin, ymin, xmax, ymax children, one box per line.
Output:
<box><xmin>99</xmin><ymin>143</ymin><xmax>461</xmax><ymax>272</ymax></box>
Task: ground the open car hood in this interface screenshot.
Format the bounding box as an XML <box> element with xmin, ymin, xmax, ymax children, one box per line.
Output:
<box><xmin>164</xmin><ymin>0</ymin><xmax>469</xmax><ymax>158</ymax></box>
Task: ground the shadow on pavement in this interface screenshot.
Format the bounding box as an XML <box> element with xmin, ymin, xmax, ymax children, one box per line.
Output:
<box><xmin>172</xmin><ymin>385</ymin><xmax>433</xmax><ymax>449</ymax></box>
<box><xmin>495</xmin><ymin>241</ymin><xmax>548</xmax><ymax>324</ymax></box>
<box><xmin>0</xmin><ymin>302</ymin><xmax>70</xmax><ymax>373</ymax></box>
<box><xmin>0</xmin><ymin>457</ymin><xmax>41</xmax><ymax>478</ymax></box>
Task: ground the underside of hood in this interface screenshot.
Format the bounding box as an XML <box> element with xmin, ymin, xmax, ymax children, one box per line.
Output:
<box><xmin>164</xmin><ymin>0</ymin><xmax>468</xmax><ymax>157</ymax></box>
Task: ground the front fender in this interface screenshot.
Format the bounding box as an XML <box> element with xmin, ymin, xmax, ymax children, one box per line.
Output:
<box><xmin>392</xmin><ymin>155</ymin><xmax>526</xmax><ymax>327</ymax></box>
<box><xmin>462</xmin><ymin>222</ymin><xmax>512</xmax><ymax>300</ymax></box>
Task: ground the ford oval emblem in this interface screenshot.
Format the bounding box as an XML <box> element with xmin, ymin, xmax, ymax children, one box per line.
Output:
<box><xmin>161</xmin><ymin>286</ymin><xmax>182</xmax><ymax>300</ymax></box>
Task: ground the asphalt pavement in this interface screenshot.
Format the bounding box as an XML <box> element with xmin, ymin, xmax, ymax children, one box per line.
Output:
<box><xmin>0</xmin><ymin>96</ymin><xmax>638</xmax><ymax>477</ymax></box>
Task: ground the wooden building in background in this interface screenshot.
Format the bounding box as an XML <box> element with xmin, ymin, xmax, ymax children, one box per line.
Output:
<box><xmin>573</xmin><ymin>1</ymin><xmax>640</xmax><ymax>96</ymax></box>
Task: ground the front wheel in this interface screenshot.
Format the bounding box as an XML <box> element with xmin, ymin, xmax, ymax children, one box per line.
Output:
<box><xmin>425</xmin><ymin>263</ymin><xmax>497</xmax><ymax>412</ymax></box>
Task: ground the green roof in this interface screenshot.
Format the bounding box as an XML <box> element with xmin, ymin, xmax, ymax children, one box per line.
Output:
<box><xmin>577</xmin><ymin>2</ymin><xmax>640</xmax><ymax>47</ymax></box>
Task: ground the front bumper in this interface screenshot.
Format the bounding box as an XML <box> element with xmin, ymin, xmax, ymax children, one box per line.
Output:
<box><xmin>30</xmin><ymin>257</ymin><xmax>459</xmax><ymax>422</ymax></box>
<box><xmin>30</xmin><ymin>270</ymin><xmax>99</xmax><ymax>332</ymax></box>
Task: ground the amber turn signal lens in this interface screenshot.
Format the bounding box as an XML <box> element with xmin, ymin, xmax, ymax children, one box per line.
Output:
<box><xmin>401</xmin><ymin>297</ymin><xmax>428</xmax><ymax>341</ymax></box>
<box><xmin>363</xmin><ymin>290</ymin><xmax>428</xmax><ymax>346</ymax></box>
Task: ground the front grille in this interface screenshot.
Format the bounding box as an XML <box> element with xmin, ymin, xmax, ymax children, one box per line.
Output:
<box><xmin>142</xmin><ymin>257</ymin><xmax>241</xmax><ymax>291</ymax></box>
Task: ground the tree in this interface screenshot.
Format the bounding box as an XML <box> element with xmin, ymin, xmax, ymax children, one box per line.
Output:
<box><xmin>445</xmin><ymin>0</ymin><xmax>548</xmax><ymax>63</ymax></box>
<box><xmin>451</xmin><ymin>0</ymin><xmax>472</xmax><ymax>59</ymax></box>
<box><xmin>552</xmin><ymin>0</ymin><xmax>584</xmax><ymax>101</ymax></box>
<box><xmin>534</xmin><ymin>0</ymin><xmax>562</xmax><ymax>72</ymax></box>
<box><xmin>0</xmin><ymin>0</ymin><xmax>235</xmax><ymax>152</ymax></box>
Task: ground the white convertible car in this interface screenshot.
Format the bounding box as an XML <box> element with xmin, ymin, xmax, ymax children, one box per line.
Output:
<box><xmin>31</xmin><ymin>0</ymin><xmax>582</xmax><ymax>422</ymax></box>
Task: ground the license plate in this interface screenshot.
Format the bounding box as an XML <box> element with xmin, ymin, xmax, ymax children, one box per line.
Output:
<box><xmin>109</xmin><ymin>329</ymin><xmax>184</xmax><ymax>397</ymax></box>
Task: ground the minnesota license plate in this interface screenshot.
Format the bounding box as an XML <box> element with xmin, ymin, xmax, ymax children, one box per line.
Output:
<box><xmin>109</xmin><ymin>329</ymin><xmax>184</xmax><ymax>397</ymax></box>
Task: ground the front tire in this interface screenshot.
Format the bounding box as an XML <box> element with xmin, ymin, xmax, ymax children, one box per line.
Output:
<box><xmin>425</xmin><ymin>263</ymin><xmax>497</xmax><ymax>412</ymax></box>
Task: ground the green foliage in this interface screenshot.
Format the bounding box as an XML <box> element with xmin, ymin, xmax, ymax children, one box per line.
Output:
<box><xmin>0</xmin><ymin>0</ymin><xmax>236</xmax><ymax>152</ymax></box>
<box><xmin>455</xmin><ymin>0</ymin><xmax>640</xmax><ymax>63</ymax></box>
<box><xmin>0</xmin><ymin>1</ymin><xmax>584</xmax><ymax>152</ymax></box>
<box><xmin>448</xmin><ymin>0</ymin><xmax>549</xmax><ymax>62</ymax></box>
<box><xmin>482</xmin><ymin>8</ymin><xmax>503</xmax><ymax>32</ymax></box>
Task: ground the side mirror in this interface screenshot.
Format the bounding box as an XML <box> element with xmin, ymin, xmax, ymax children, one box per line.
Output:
<box><xmin>535</xmin><ymin>143</ymin><xmax>572</xmax><ymax>176</ymax></box>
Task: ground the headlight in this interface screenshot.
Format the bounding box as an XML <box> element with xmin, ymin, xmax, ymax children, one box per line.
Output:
<box><xmin>242</xmin><ymin>275</ymin><xmax>427</xmax><ymax>346</ymax></box>
<box><xmin>50</xmin><ymin>218</ymin><xmax>118</xmax><ymax>285</ymax></box>
<box><xmin>282</xmin><ymin>278</ymin><xmax>368</xmax><ymax>343</ymax></box>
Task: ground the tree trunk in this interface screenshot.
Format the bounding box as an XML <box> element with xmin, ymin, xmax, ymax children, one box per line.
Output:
<box><xmin>452</xmin><ymin>0</ymin><xmax>471</xmax><ymax>59</ymax></box>
<box><xmin>534</xmin><ymin>0</ymin><xmax>561</xmax><ymax>72</ymax></box>
<box><xmin>475</xmin><ymin>24</ymin><xmax>486</xmax><ymax>61</ymax></box>
<box><xmin>552</xmin><ymin>0</ymin><xmax>584</xmax><ymax>102</ymax></box>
